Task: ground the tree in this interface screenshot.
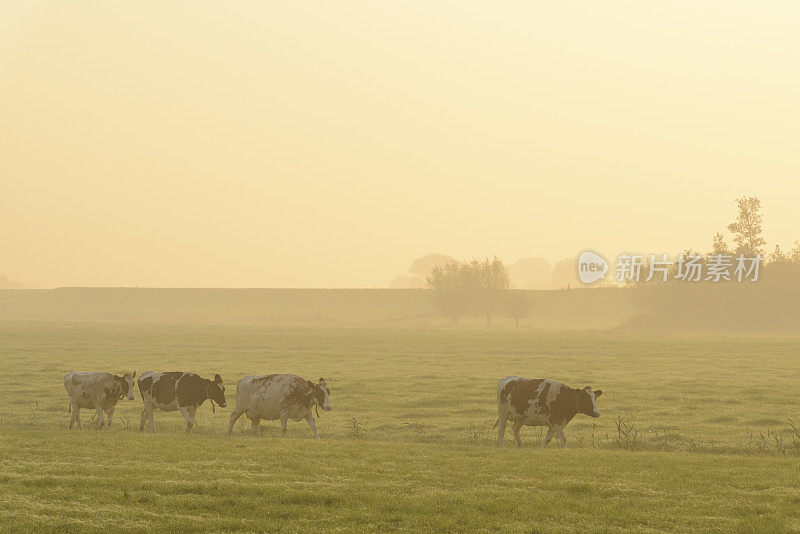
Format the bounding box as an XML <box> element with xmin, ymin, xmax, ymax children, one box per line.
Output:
<box><xmin>426</xmin><ymin>256</ymin><xmax>511</xmax><ymax>325</ymax></box>
<box><xmin>409</xmin><ymin>253</ymin><xmax>455</xmax><ymax>277</ymax></box>
<box><xmin>390</xmin><ymin>253</ymin><xmax>456</xmax><ymax>288</ymax></box>
<box><xmin>727</xmin><ymin>197</ymin><xmax>766</xmax><ymax>257</ymax></box>
<box><xmin>790</xmin><ymin>242</ymin><xmax>800</xmax><ymax>264</ymax></box>
<box><xmin>710</xmin><ymin>233</ymin><xmax>731</xmax><ymax>256</ymax></box>
<box><xmin>769</xmin><ymin>241</ymin><xmax>800</xmax><ymax>266</ymax></box>
<box><xmin>427</xmin><ymin>261</ymin><xmax>470</xmax><ymax>324</ymax></box>
<box><xmin>631</xmin><ymin>198</ymin><xmax>800</xmax><ymax>332</ymax></box>
<box><xmin>769</xmin><ymin>244</ymin><xmax>788</xmax><ymax>264</ymax></box>
<box><xmin>468</xmin><ymin>257</ymin><xmax>511</xmax><ymax>325</ymax></box>
<box><xmin>502</xmin><ymin>290</ymin><xmax>531</xmax><ymax>327</ymax></box>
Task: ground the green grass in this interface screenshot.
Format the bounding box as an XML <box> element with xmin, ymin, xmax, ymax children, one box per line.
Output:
<box><xmin>1</xmin><ymin>320</ymin><xmax>800</xmax><ymax>532</ymax></box>
<box><xmin>2</xmin><ymin>432</ymin><xmax>799</xmax><ymax>533</ymax></box>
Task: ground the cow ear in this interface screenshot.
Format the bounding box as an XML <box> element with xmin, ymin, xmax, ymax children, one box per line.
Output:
<box><xmin>594</xmin><ymin>390</ymin><xmax>602</xmax><ymax>397</ymax></box>
<box><xmin>214</xmin><ymin>374</ymin><xmax>222</xmax><ymax>383</ymax></box>
<box><xmin>318</xmin><ymin>378</ymin><xmax>326</xmax><ymax>383</ymax></box>
<box><xmin>132</xmin><ymin>371</ymin><xmax>136</xmax><ymax>378</ymax></box>
<box><xmin>307</xmin><ymin>380</ymin><xmax>315</xmax><ymax>389</ymax></box>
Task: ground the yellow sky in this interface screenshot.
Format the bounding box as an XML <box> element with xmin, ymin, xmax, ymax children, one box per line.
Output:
<box><xmin>2</xmin><ymin>2</ymin><xmax>798</xmax><ymax>287</ymax></box>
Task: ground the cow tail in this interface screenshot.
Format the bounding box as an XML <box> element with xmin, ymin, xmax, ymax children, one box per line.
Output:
<box><xmin>68</xmin><ymin>400</ymin><xmax>72</xmax><ymax>414</ymax></box>
<box><xmin>492</xmin><ymin>418</ymin><xmax>498</xmax><ymax>429</ymax></box>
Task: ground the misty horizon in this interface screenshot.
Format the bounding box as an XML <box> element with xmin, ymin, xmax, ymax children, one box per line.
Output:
<box><xmin>3</xmin><ymin>3</ymin><xmax>798</xmax><ymax>288</ymax></box>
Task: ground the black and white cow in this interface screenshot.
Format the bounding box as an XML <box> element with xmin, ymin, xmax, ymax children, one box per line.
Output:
<box><xmin>137</xmin><ymin>371</ymin><xmax>227</xmax><ymax>433</ymax></box>
<box><xmin>64</xmin><ymin>371</ymin><xmax>136</xmax><ymax>429</ymax></box>
<box><xmin>494</xmin><ymin>376</ymin><xmax>602</xmax><ymax>448</ymax></box>
<box><xmin>228</xmin><ymin>374</ymin><xmax>332</xmax><ymax>439</ymax></box>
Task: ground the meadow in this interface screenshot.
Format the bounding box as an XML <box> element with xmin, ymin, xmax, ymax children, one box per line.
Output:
<box><xmin>1</xmin><ymin>289</ymin><xmax>800</xmax><ymax>532</ymax></box>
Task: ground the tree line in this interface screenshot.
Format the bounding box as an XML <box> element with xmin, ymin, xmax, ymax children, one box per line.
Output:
<box><xmin>631</xmin><ymin>196</ymin><xmax>800</xmax><ymax>332</ymax></box>
<box><xmin>425</xmin><ymin>257</ymin><xmax>533</xmax><ymax>326</ymax></box>
<box><xmin>421</xmin><ymin>196</ymin><xmax>799</xmax><ymax>331</ymax></box>
<box><xmin>390</xmin><ymin>254</ymin><xmax>581</xmax><ymax>290</ymax></box>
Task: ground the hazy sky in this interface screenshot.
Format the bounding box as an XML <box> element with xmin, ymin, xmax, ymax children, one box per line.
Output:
<box><xmin>2</xmin><ymin>2</ymin><xmax>798</xmax><ymax>287</ymax></box>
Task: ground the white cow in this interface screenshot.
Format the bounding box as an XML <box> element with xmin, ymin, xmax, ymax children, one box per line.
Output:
<box><xmin>228</xmin><ymin>374</ymin><xmax>332</xmax><ymax>439</ymax></box>
<box><xmin>64</xmin><ymin>371</ymin><xmax>136</xmax><ymax>429</ymax></box>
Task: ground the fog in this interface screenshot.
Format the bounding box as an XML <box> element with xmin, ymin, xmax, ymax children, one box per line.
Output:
<box><xmin>2</xmin><ymin>2</ymin><xmax>799</xmax><ymax>288</ymax></box>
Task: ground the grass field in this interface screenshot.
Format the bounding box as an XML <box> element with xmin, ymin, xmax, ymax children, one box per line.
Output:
<box><xmin>0</xmin><ymin>287</ymin><xmax>633</xmax><ymax>329</ymax></box>
<box><xmin>2</xmin><ymin>308</ymin><xmax>800</xmax><ymax>532</ymax></box>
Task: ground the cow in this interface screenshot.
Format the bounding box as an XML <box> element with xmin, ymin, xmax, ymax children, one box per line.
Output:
<box><xmin>228</xmin><ymin>375</ymin><xmax>332</xmax><ymax>439</ymax></box>
<box><xmin>137</xmin><ymin>371</ymin><xmax>227</xmax><ymax>433</ymax></box>
<box><xmin>64</xmin><ymin>371</ymin><xmax>136</xmax><ymax>430</ymax></box>
<box><xmin>494</xmin><ymin>376</ymin><xmax>602</xmax><ymax>448</ymax></box>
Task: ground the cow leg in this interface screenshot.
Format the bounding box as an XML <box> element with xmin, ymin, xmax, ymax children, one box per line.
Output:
<box><xmin>497</xmin><ymin>415</ymin><xmax>508</xmax><ymax>446</ymax></box>
<box><xmin>96</xmin><ymin>406</ymin><xmax>105</xmax><ymax>429</ymax></box>
<box><xmin>228</xmin><ymin>408</ymin><xmax>244</xmax><ymax>435</ymax></box>
<box><xmin>105</xmin><ymin>407</ymin><xmax>115</xmax><ymax>430</ymax></box>
<box><xmin>75</xmin><ymin>410</ymin><xmax>83</xmax><ymax>429</ymax></box>
<box><xmin>179</xmin><ymin>406</ymin><xmax>195</xmax><ymax>433</ymax></box>
<box><xmin>556</xmin><ymin>426</ymin><xmax>568</xmax><ymax>449</ymax></box>
<box><xmin>69</xmin><ymin>405</ymin><xmax>77</xmax><ymax>429</ymax></box>
<box><xmin>251</xmin><ymin>417</ymin><xmax>261</xmax><ymax>437</ymax></box>
<box><xmin>542</xmin><ymin>426</ymin><xmax>556</xmax><ymax>447</ymax></box>
<box><xmin>148</xmin><ymin>409</ymin><xmax>155</xmax><ymax>432</ymax></box>
<box><xmin>140</xmin><ymin>398</ymin><xmax>154</xmax><ymax>432</ymax></box>
<box><xmin>512</xmin><ymin>420</ymin><xmax>524</xmax><ymax>448</ymax></box>
<box><xmin>187</xmin><ymin>406</ymin><xmax>199</xmax><ymax>432</ymax></box>
<box><xmin>280</xmin><ymin>411</ymin><xmax>288</xmax><ymax>438</ymax></box>
<box><xmin>306</xmin><ymin>416</ymin><xmax>319</xmax><ymax>439</ymax></box>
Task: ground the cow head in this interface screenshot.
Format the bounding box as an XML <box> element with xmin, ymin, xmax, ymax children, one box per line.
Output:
<box><xmin>207</xmin><ymin>374</ymin><xmax>227</xmax><ymax>408</ymax></box>
<box><xmin>578</xmin><ymin>386</ymin><xmax>602</xmax><ymax>418</ymax></box>
<box><xmin>115</xmin><ymin>371</ymin><xmax>136</xmax><ymax>401</ymax></box>
<box><xmin>308</xmin><ymin>378</ymin><xmax>332</xmax><ymax>412</ymax></box>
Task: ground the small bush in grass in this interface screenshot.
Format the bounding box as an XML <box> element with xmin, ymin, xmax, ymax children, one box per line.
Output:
<box><xmin>345</xmin><ymin>416</ymin><xmax>372</xmax><ymax>439</ymax></box>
